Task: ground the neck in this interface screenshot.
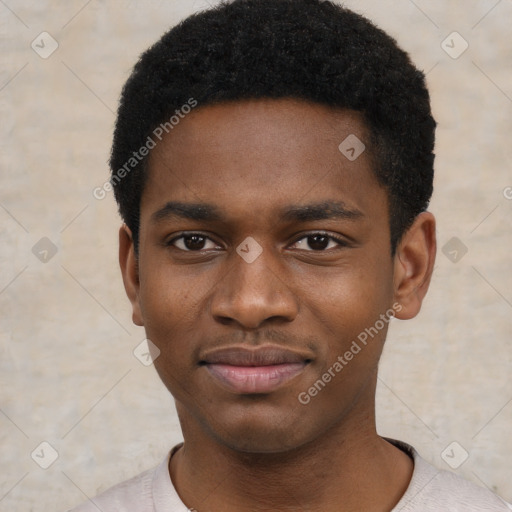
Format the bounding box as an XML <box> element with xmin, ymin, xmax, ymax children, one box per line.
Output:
<box><xmin>169</xmin><ymin>399</ymin><xmax>413</xmax><ymax>512</ymax></box>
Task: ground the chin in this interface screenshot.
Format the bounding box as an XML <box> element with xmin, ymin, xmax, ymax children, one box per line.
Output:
<box><xmin>202</xmin><ymin>406</ymin><xmax>320</xmax><ymax>454</ymax></box>
<box><xmin>218</xmin><ymin>431</ymin><xmax>307</xmax><ymax>454</ymax></box>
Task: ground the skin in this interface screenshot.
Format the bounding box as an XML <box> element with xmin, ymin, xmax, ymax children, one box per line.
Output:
<box><xmin>119</xmin><ymin>98</ymin><xmax>436</xmax><ymax>512</ymax></box>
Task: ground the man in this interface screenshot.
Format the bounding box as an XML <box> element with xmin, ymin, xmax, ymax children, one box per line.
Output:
<box><xmin>71</xmin><ymin>0</ymin><xmax>511</xmax><ymax>510</ymax></box>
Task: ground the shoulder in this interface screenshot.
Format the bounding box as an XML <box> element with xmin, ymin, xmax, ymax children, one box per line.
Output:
<box><xmin>67</xmin><ymin>464</ymin><xmax>157</xmax><ymax>512</ymax></box>
<box><xmin>389</xmin><ymin>439</ymin><xmax>512</xmax><ymax>512</ymax></box>
<box><xmin>67</xmin><ymin>443</ymin><xmax>186</xmax><ymax>512</ymax></box>
<box><xmin>66</xmin><ymin>443</ymin><xmax>186</xmax><ymax>512</ymax></box>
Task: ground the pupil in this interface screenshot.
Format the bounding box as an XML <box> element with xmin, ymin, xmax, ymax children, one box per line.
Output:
<box><xmin>185</xmin><ymin>235</ymin><xmax>205</xmax><ymax>250</ymax></box>
<box><xmin>308</xmin><ymin>234</ymin><xmax>329</xmax><ymax>250</ymax></box>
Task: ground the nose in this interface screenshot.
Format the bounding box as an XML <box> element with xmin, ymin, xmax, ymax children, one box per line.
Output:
<box><xmin>210</xmin><ymin>244</ymin><xmax>299</xmax><ymax>330</ymax></box>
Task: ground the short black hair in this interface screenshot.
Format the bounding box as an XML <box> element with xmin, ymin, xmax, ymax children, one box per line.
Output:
<box><xmin>110</xmin><ymin>0</ymin><xmax>436</xmax><ymax>254</ymax></box>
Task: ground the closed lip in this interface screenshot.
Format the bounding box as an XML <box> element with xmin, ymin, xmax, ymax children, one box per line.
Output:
<box><xmin>199</xmin><ymin>345</ymin><xmax>313</xmax><ymax>366</ymax></box>
<box><xmin>200</xmin><ymin>345</ymin><xmax>313</xmax><ymax>394</ymax></box>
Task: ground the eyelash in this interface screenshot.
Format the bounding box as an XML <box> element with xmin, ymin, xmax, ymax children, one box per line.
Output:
<box><xmin>166</xmin><ymin>232</ymin><xmax>349</xmax><ymax>252</ymax></box>
<box><xmin>293</xmin><ymin>233</ymin><xmax>349</xmax><ymax>251</ymax></box>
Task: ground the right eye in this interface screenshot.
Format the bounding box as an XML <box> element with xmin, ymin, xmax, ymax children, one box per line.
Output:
<box><xmin>167</xmin><ymin>233</ymin><xmax>221</xmax><ymax>252</ymax></box>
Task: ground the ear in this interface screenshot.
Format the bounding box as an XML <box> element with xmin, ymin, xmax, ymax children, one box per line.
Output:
<box><xmin>392</xmin><ymin>212</ymin><xmax>436</xmax><ymax>320</ymax></box>
<box><xmin>119</xmin><ymin>224</ymin><xmax>144</xmax><ymax>326</ymax></box>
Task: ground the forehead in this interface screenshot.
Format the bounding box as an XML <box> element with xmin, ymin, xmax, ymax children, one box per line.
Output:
<box><xmin>141</xmin><ymin>98</ymin><xmax>384</xmax><ymax>222</ymax></box>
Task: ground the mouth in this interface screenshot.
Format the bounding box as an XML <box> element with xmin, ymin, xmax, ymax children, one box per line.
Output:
<box><xmin>200</xmin><ymin>345</ymin><xmax>312</xmax><ymax>394</ymax></box>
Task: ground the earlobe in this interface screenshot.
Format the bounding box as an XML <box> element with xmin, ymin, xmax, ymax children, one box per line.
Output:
<box><xmin>392</xmin><ymin>212</ymin><xmax>436</xmax><ymax>320</ymax></box>
<box><xmin>119</xmin><ymin>224</ymin><xmax>144</xmax><ymax>326</ymax></box>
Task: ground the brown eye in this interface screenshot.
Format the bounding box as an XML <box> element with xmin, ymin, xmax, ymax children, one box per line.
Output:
<box><xmin>183</xmin><ymin>234</ymin><xmax>207</xmax><ymax>250</ymax></box>
<box><xmin>291</xmin><ymin>233</ymin><xmax>346</xmax><ymax>251</ymax></box>
<box><xmin>169</xmin><ymin>233</ymin><xmax>219</xmax><ymax>251</ymax></box>
<box><xmin>305</xmin><ymin>234</ymin><xmax>330</xmax><ymax>250</ymax></box>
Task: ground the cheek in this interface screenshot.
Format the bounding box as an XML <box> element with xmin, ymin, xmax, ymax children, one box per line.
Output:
<box><xmin>137</xmin><ymin>261</ymin><xmax>214</xmax><ymax>387</ymax></box>
<box><xmin>141</xmin><ymin>287</ymin><xmax>197</xmax><ymax>403</ymax></box>
<box><xmin>308</xmin><ymin>260</ymin><xmax>393</xmax><ymax>328</ymax></box>
<box><xmin>138</xmin><ymin>270</ymin><xmax>188</xmax><ymax>356</ymax></box>
<box><xmin>301</xmin><ymin>258</ymin><xmax>395</xmax><ymax>381</ymax></box>
<box><xmin>300</xmin><ymin>271</ymin><xmax>392</xmax><ymax>411</ymax></box>
<box><xmin>139</xmin><ymin>251</ymin><xmax>205</xmax><ymax>326</ymax></box>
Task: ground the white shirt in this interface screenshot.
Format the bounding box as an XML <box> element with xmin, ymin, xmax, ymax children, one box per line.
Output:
<box><xmin>69</xmin><ymin>439</ymin><xmax>511</xmax><ymax>511</ymax></box>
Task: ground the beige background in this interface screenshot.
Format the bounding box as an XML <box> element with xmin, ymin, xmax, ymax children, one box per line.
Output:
<box><xmin>1</xmin><ymin>0</ymin><xmax>511</xmax><ymax>510</ymax></box>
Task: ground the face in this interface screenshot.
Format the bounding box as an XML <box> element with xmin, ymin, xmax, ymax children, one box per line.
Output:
<box><xmin>121</xmin><ymin>99</ymin><xmax>420</xmax><ymax>453</ymax></box>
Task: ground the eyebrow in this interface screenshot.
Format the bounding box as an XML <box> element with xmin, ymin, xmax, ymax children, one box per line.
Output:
<box><xmin>280</xmin><ymin>201</ymin><xmax>364</xmax><ymax>222</ymax></box>
<box><xmin>151</xmin><ymin>201</ymin><xmax>222</xmax><ymax>223</ymax></box>
<box><xmin>150</xmin><ymin>200</ymin><xmax>364</xmax><ymax>224</ymax></box>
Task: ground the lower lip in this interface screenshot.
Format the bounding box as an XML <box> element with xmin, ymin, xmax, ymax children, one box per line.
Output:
<box><xmin>205</xmin><ymin>363</ymin><xmax>307</xmax><ymax>393</ymax></box>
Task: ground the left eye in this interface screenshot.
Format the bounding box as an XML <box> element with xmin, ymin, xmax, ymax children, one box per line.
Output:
<box><xmin>169</xmin><ymin>234</ymin><xmax>220</xmax><ymax>251</ymax></box>
<box><xmin>291</xmin><ymin>233</ymin><xmax>345</xmax><ymax>251</ymax></box>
